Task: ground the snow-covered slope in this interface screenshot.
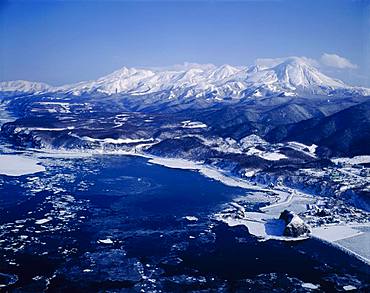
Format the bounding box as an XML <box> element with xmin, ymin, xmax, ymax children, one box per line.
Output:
<box><xmin>1</xmin><ymin>57</ymin><xmax>369</xmax><ymax>99</ymax></box>
<box><xmin>0</xmin><ymin>80</ymin><xmax>52</xmax><ymax>94</ymax></box>
<box><xmin>244</xmin><ymin>57</ymin><xmax>346</xmax><ymax>96</ymax></box>
<box><xmin>55</xmin><ymin>63</ymin><xmax>246</xmax><ymax>99</ymax></box>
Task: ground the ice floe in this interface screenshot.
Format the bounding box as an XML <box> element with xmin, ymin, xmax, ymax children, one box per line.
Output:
<box><xmin>343</xmin><ymin>285</ymin><xmax>357</xmax><ymax>291</ymax></box>
<box><xmin>311</xmin><ymin>225</ymin><xmax>363</xmax><ymax>242</ymax></box>
<box><xmin>35</xmin><ymin>218</ymin><xmax>52</xmax><ymax>225</ymax></box>
<box><xmin>301</xmin><ymin>282</ymin><xmax>319</xmax><ymax>290</ymax></box>
<box><xmin>0</xmin><ymin>155</ymin><xmax>45</xmax><ymax>176</ymax></box>
<box><xmin>98</xmin><ymin>238</ymin><xmax>114</xmax><ymax>244</ymax></box>
<box><xmin>184</xmin><ymin>216</ymin><xmax>198</xmax><ymax>222</ymax></box>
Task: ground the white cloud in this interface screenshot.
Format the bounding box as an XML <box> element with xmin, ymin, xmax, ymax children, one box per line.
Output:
<box><xmin>255</xmin><ymin>56</ymin><xmax>319</xmax><ymax>68</ymax></box>
<box><xmin>254</xmin><ymin>54</ymin><xmax>358</xmax><ymax>72</ymax></box>
<box><xmin>255</xmin><ymin>57</ymin><xmax>286</xmax><ymax>68</ymax></box>
<box><xmin>320</xmin><ymin>53</ymin><xmax>357</xmax><ymax>69</ymax></box>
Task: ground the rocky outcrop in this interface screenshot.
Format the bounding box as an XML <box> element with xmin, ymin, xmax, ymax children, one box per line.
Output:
<box><xmin>279</xmin><ymin>210</ymin><xmax>311</xmax><ymax>237</ymax></box>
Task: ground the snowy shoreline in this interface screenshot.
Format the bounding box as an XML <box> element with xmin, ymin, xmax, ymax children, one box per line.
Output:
<box><xmin>141</xmin><ymin>155</ymin><xmax>370</xmax><ymax>265</ymax></box>
<box><xmin>29</xmin><ymin>147</ymin><xmax>267</xmax><ymax>191</ymax></box>
<box><xmin>147</xmin><ymin>157</ymin><xmax>268</xmax><ymax>191</ymax></box>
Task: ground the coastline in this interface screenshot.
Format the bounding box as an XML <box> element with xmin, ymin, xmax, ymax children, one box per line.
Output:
<box><xmin>4</xmin><ymin>147</ymin><xmax>369</xmax><ymax>266</ymax></box>
<box><xmin>125</xmin><ymin>152</ymin><xmax>370</xmax><ymax>266</ymax></box>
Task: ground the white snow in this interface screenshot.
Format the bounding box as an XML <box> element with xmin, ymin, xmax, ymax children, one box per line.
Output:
<box><xmin>243</xmin><ymin>169</ymin><xmax>258</xmax><ymax>177</ymax></box>
<box><xmin>311</xmin><ymin>225</ymin><xmax>363</xmax><ymax>242</ymax></box>
<box><xmin>97</xmin><ymin>238</ymin><xmax>113</xmax><ymax>244</ymax></box>
<box><xmin>34</xmin><ymin>149</ymin><xmax>92</xmax><ymax>158</ymax></box>
<box><xmin>181</xmin><ymin>121</ymin><xmax>207</xmax><ymax>129</ymax></box>
<box><xmin>80</xmin><ymin>136</ymin><xmax>154</xmax><ymax>144</ymax></box>
<box><xmin>200</xmin><ymin>166</ymin><xmax>259</xmax><ymax>190</ymax></box>
<box><xmin>332</xmin><ymin>155</ymin><xmax>370</xmax><ymax>165</ymax></box>
<box><xmin>302</xmin><ymin>283</ymin><xmax>320</xmax><ymax>290</ymax></box>
<box><xmin>0</xmin><ymin>80</ymin><xmax>52</xmax><ymax>93</ymax></box>
<box><xmin>287</xmin><ymin>141</ymin><xmax>317</xmax><ymax>157</ymax></box>
<box><xmin>184</xmin><ymin>216</ymin><xmax>198</xmax><ymax>222</ymax></box>
<box><xmin>15</xmin><ymin>126</ymin><xmax>74</xmax><ymax>132</ymax></box>
<box><xmin>0</xmin><ymin>155</ymin><xmax>46</xmax><ymax>176</ymax></box>
<box><xmin>246</xmin><ymin>147</ymin><xmax>287</xmax><ymax>161</ymax></box>
<box><xmin>258</xmin><ymin>152</ymin><xmax>287</xmax><ymax>161</ymax></box>
<box><xmin>240</xmin><ymin>135</ymin><xmax>267</xmax><ymax>148</ymax></box>
<box><xmin>215</xmin><ymin>211</ymin><xmax>308</xmax><ymax>241</ymax></box>
<box><xmin>289</xmin><ymin>214</ymin><xmax>305</xmax><ymax>226</ymax></box>
<box><xmin>195</xmin><ymin>136</ymin><xmax>242</xmax><ymax>154</ymax></box>
<box><xmin>343</xmin><ymin>285</ymin><xmax>357</xmax><ymax>291</ymax></box>
<box><xmin>35</xmin><ymin>218</ymin><xmax>52</xmax><ymax>225</ymax></box>
<box><xmin>148</xmin><ymin>157</ymin><xmax>265</xmax><ymax>191</ymax></box>
<box><xmin>260</xmin><ymin>191</ymin><xmax>295</xmax><ymax>212</ymax></box>
<box><xmin>148</xmin><ymin>157</ymin><xmax>200</xmax><ymax>170</ymax></box>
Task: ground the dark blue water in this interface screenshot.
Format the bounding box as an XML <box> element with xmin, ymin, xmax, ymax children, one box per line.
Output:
<box><xmin>0</xmin><ymin>155</ymin><xmax>368</xmax><ymax>292</ymax></box>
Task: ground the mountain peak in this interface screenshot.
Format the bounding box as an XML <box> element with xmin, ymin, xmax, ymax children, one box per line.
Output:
<box><xmin>103</xmin><ymin>66</ymin><xmax>154</xmax><ymax>79</ymax></box>
<box><xmin>210</xmin><ymin>64</ymin><xmax>242</xmax><ymax>80</ymax></box>
<box><xmin>271</xmin><ymin>57</ymin><xmax>345</xmax><ymax>89</ymax></box>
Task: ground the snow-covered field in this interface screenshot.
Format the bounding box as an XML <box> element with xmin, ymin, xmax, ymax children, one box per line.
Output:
<box><xmin>181</xmin><ymin>120</ymin><xmax>207</xmax><ymax>129</ymax></box>
<box><xmin>246</xmin><ymin>147</ymin><xmax>287</xmax><ymax>161</ymax></box>
<box><xmin>332</xmin><ymin>155</ymin><xmax>370</xmax><ymax>165</ymax></box>
<box><xmin>287</xmin><ymin>141</ymin><xmax>317</xmax><ymax>157</ymax></box>
<box><xmin>77</xmin><ymin>135</ymin><xmax>155</xmax><ymax>145</ymax></box>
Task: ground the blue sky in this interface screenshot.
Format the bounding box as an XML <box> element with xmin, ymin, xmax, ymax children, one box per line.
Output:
<box><xmin>0</xmin><ymin>0</ymin><xmax>369</xmax><ymax>86</ymax></box>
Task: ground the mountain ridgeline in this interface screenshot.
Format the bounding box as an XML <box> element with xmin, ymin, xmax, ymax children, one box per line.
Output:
<box><xmin>0</xmin><ymin>57</ymin><xmax>369</xmax><ymax>158</ymax></box>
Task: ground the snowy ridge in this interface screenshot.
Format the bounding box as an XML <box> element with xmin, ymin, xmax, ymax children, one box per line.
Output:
<box><xmin>0</xmin><ymin>80</ymin><xmax>52</xmax><ymax>94</ymax></box>
<box><xmin>1</xmin><ymin>57</ymin><xmax>369</xmax><ymax>99</ymax></box>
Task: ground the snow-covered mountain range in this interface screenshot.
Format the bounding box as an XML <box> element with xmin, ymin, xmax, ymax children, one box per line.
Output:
<box><xmin>1</xmin><ymin>57</ymin><xmax>369</xmax><ymax>99</ymax></box>
<box><xmin>0</xmin><ymin>80</ymin><xmax>52</xmax><ymax>94</ymax></box>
